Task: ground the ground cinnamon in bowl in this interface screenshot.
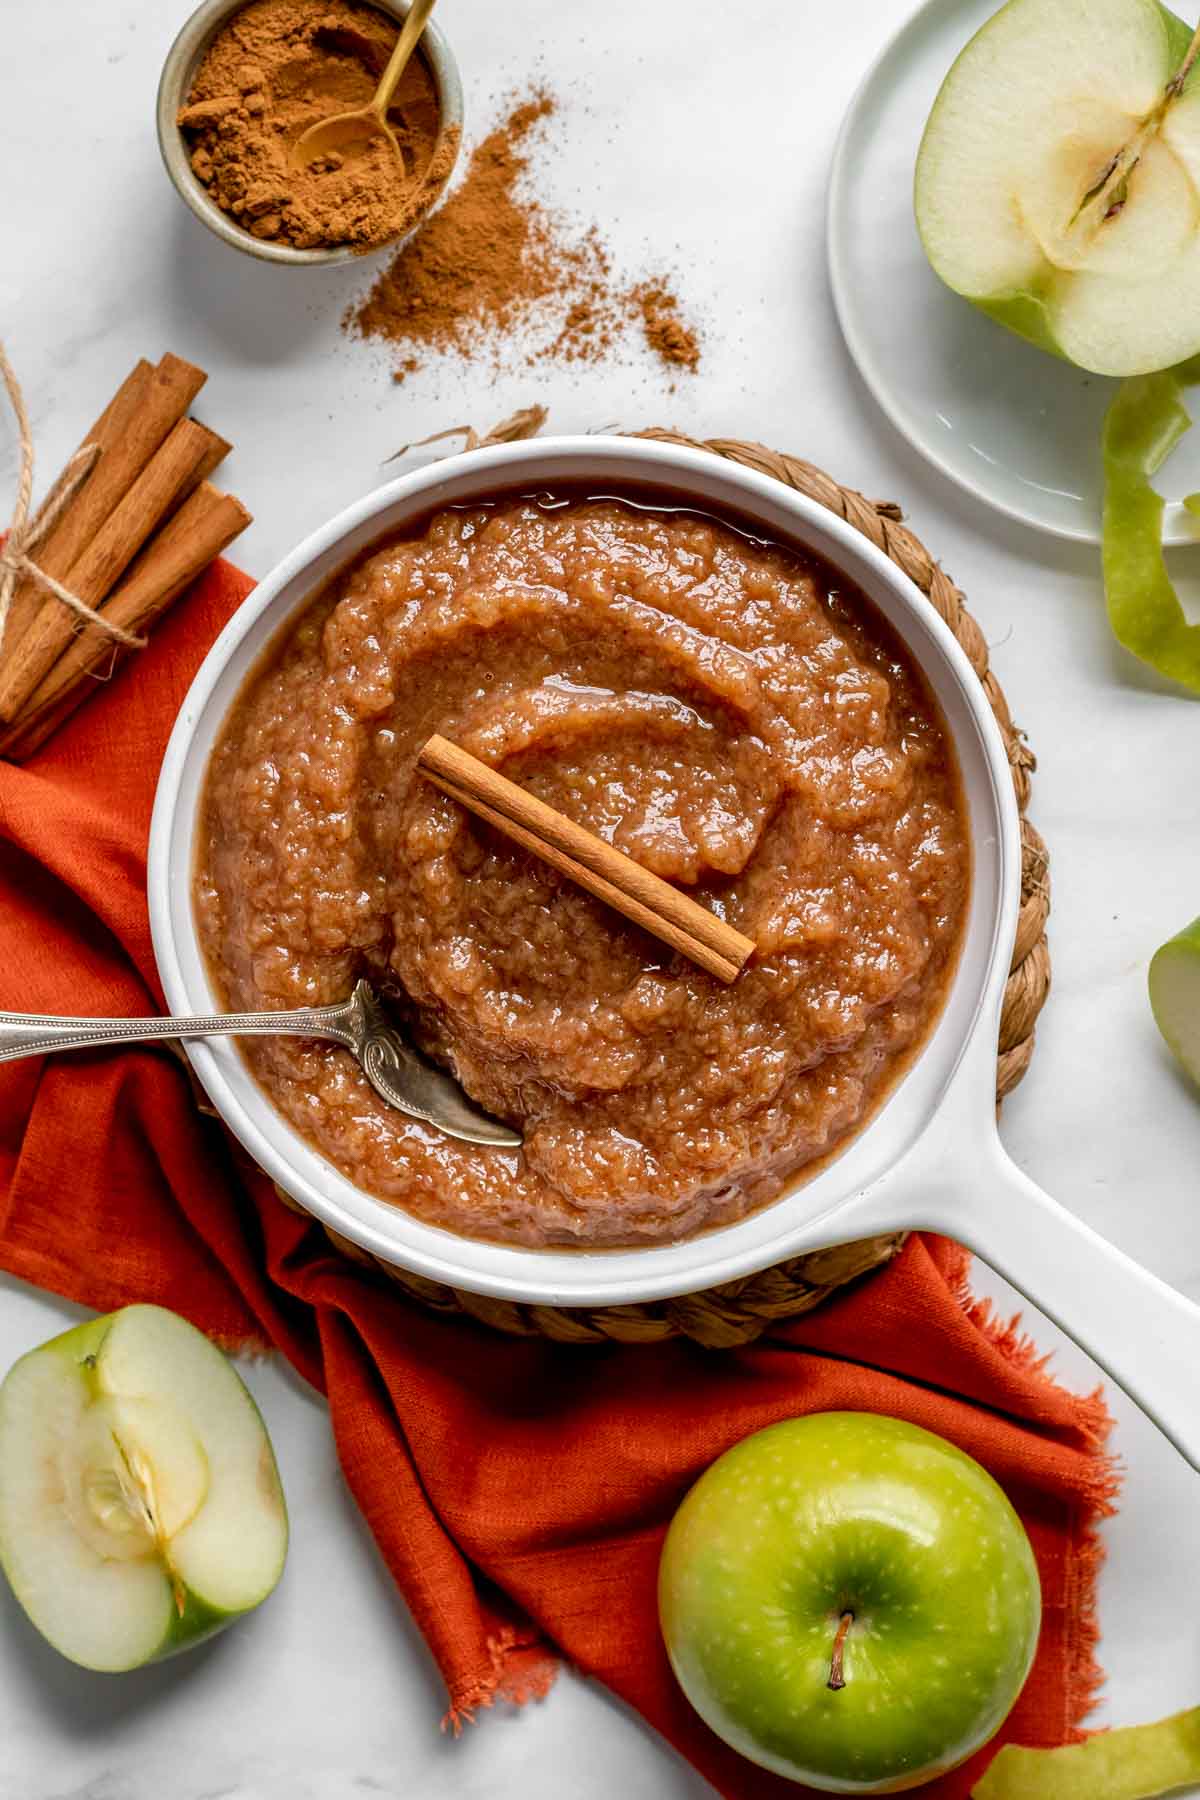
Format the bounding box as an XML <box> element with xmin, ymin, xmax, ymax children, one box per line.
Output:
<box><xmin>177</xmin><ymin>0</ymin><xmax>459</xmax><ymax>252</ymax></box>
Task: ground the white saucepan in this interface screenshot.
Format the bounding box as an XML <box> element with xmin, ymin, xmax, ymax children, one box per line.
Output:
<box><xmin>148</xmin><ymin>437</ymin><xmax>1200</xmax><ymax>1470</ymax></box>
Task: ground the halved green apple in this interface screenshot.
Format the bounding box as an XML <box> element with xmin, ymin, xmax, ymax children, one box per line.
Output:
<box><xmin>915</xmin><ymin>0</ymin><xmax>1200</xmax><ymax>376</ymax></box>
<box><xmin>0</xmin><ymin>1304</ymin><xmax>287</xmax><ymax>1671</ymax></box>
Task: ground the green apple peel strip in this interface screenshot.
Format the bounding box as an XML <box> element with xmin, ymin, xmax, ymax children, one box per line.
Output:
<box><xmin>1149</xmin><ymin>916</ymin><xmax>1200</xmax><ymax>1088</ymax></box>
<box><xmin>1101</xmin><ymin>354</ymin><xmax>1200</xmax><ymax>691</ymax></box>
<box><xmin>972</xmin><ymin>1706</ymin><xmax>1200</xmax><ymax>1799</ymax></box>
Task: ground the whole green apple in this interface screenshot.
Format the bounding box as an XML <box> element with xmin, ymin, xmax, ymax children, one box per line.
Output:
<box><xmin>659</xmin><ymin>1412</ymin><xmax>1040</xmax><ymax>1794</ymax></box>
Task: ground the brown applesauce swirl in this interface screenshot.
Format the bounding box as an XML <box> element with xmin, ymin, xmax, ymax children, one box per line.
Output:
<box><xmin>196</xmin><ymin>492</ymin><xmax>969</xmax><ymax>1247</ymax></box>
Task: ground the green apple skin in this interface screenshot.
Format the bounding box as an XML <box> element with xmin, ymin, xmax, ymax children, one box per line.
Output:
<box><xmin>915</xmin><ymin>0</ymin><xmax>1200</xmax><ymax>376</ymax></box>
<box><xmin>659</xmin><ymin>1413</ymin><xmax>1041</xmax><ymax>1795</ymax></box>
<box><xmin>975</xmin><ymin>292</ymin><xmax>1063</xmax><ymax>367</ymax></box>
<box><xmin>0</xmin><ymin>1307</ymin><xmax>289</xmax><ymax>1672</ymax></box>
<box><xmin>1149</xmin><ymin>915</ymin><xmax>1200</xmax><ymax>1089</ymax></box>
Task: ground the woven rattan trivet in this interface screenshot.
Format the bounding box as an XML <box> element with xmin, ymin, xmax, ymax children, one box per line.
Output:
<box><xmin>269</xmin><ymin>428</ymin><xmax>1051</xmax><ymax>1348</ymax></box>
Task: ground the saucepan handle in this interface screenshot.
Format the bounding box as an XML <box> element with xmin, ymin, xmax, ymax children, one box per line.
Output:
<box><xmin>919</xmin><ymin>1141</ymin><xmax>1200</xmax><ymax>1473</ymax></box>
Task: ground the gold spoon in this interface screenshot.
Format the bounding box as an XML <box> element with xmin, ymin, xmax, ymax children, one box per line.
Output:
<box><xmin>291</xmin><ymin>0</ymin><xmax>439</xmax><ymax>172</ymax></box>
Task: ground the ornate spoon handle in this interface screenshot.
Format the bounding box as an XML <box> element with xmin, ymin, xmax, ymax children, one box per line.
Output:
<box><xmin>0</xmin><ymin>998</ymin><xmax>359</xmax><ymax>1062</ymax></box>
<box><xmin>0</xmin><ymin>983</ymin><xmax>521</xmax><ymax>1148</ymax></box>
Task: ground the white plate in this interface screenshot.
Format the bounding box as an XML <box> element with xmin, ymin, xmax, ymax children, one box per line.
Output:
<box><xmin>827</xmin><ymin>0</ymin><xmax>1200</xmax><ymax>545</ymax></box>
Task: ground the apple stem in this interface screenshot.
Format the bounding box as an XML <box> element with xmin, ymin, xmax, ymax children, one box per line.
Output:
<box><xmin>827</xmin><ymin>1611</ymin><xmax>854</xmax><ymax>1692</ymax></box>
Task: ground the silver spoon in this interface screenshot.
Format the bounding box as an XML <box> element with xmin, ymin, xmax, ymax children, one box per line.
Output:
<box><xmin>0</xmin><ymin>978</ymin><xmax>520</xmax><ymax>1150</ymax></box>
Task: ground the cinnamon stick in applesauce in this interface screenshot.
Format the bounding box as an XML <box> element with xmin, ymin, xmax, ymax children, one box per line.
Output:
<box><xmin>416</xmin><ymin>733</ymin><xmax>757</xmax><ymax>984</ymax></box>
<box><xmin>0</xmin><ymin>354</ymin><xmax>204</xmax><ymax>668</ymax></box>
<box><xmin>0</xmin><ymin>484</ymin><xmax>252</xmax><ymax>762</ymax></box>
<box><xmin>0</xmin><ymin>416</ymin><xmax>229</xmax><ymax>722</ymax></box>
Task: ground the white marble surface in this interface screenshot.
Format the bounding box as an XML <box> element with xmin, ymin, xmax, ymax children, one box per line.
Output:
<box><xmin>3</xmin><ymin>0</ymin><xmax>1200</xmax><ymax>1794</ymax></box>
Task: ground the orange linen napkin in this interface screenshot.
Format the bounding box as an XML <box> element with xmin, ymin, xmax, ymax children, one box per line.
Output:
<box><xmin>0</xmin><ymin>559</ymin><xmax>1119</xmax><ymax>1799</ymax></box>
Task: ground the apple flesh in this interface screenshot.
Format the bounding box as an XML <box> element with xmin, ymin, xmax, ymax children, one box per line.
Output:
<box><xmin>914</xmin><ymin>0</ymin><xmax>1200</xmax><ymax>377</ymax></box>
<box><xmin>0</xmin><ymin>1304</ymin><xmax>288</xmax><ymax>1672</ymax></box>
<box><xmin>659</xmin><ymin>1413</ymin><xmax>1041</xmax><ymax>1795</ymax></box>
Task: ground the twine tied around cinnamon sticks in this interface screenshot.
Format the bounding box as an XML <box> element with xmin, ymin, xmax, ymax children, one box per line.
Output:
<box><xmin>0</xmin><ymin>344</ymin><xmax>146</xmax><ymax>664</ymax></box>
<box><xmin>0</xmin><ymin>346</ymin><xmax>251</xmax><ymax>760</ymax></box>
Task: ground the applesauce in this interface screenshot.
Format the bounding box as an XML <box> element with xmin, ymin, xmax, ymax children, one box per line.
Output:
<box><xmin>196</xmin><ymin>490</ymin><xmax>969</xmax><ymax>1247</ymax></box>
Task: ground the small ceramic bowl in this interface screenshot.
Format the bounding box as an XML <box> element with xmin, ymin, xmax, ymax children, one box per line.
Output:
<box><xmin>156</xmin><ymin>0</ymin><xmax>464</xmax><ymax>268</ymax></box>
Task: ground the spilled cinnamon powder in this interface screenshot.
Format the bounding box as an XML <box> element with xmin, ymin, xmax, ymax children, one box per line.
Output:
<box><xmin>634</xmin><ymin>282</ymin><xmax>701</xmax><ymax>373</ymax></box>
<box><xmin>346</xmin><ymin>94</ymin><xmax>701</xmax><ymax>376</ymax></box>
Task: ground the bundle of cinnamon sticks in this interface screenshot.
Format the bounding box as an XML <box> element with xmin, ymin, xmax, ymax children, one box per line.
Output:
<box><xmin>0</xmin><ymin>353</ymin><xmax>250</xmax><ymax>760</ymax></box>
